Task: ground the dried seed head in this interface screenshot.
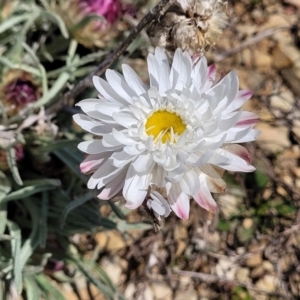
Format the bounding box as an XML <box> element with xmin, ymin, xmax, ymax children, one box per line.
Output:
<box><xmin>0</xmin><ymin>69</ymin><xmax>40</xmax><ymax>116</ymax></box>
<box><xmin>147</xmin><ymin>0</ymin><xmax>228</xmax><ymax>57</ymax></box>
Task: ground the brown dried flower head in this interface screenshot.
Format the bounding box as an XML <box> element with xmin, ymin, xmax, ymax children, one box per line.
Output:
<box><xmin>147</xmin><ymin>0</ymin><xmax>228</xmax><ymax>57</ymax></box>
<box><xmin>0</xmin><ymin>69</ymin><xmax>41</xmax><ymax>116</ymax></box>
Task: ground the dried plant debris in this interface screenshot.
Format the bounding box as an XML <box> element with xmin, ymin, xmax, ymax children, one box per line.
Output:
<box><xmin>147</xmin><ymin>0</ymin><xmax>228</xmax><ymax>57</ymax></box>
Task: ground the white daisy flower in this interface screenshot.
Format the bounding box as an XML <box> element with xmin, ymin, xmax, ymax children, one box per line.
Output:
<box><xmin>74</xmin><ymin>47</ymin><xmax>259</xmax><ymax>220</ymax></box>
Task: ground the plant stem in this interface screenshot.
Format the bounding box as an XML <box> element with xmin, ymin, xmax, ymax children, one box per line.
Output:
<box><xmin>47</xmin><ymin>0</ymin><xmax>174</xmax><ymax>115</ymax></box>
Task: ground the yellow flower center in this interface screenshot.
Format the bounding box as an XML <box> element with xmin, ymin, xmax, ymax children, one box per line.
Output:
<box><xmin>145</xmin><ymin>110</ymin><xmax>186</xmax><ymax>143</ymax></box>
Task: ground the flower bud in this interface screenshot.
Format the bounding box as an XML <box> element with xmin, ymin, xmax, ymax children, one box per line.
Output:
<box><xmin>58</xmin><ymin>0</ymin><xmax>122</xmax><ymax>48</ymax></box>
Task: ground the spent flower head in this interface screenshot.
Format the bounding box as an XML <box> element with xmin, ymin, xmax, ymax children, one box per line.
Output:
<box><xmin>0</xmin><ymin>69</ymin><xmax>40</xmax><ymax>116</ymax></box>
<box><xmin>74</xmin><ymin>47</ymin><xmax>259</xmax><ymax>220</ymax></box>
<box><xmin>58</xmin><ymin>0</ymin><xmax>122</xmax><ymax>48</ymax></box>
<box><xmin>147</xmin><ymin>0</ymin><xmax>228</xmax><ymax>57</ymax></box>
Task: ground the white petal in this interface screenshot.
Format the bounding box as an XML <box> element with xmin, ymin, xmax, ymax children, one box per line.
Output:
<box><xmin>179</xmin><ymin>169</ymin><xmax>200</xmax><ymax>195</ymax></box>
<box><xmin>131</xmin><ymin>152</ymin><xmax>153</xmax><ymax>173</ymax></box>
<box><xmin>150</xmin><ymin>191</ymin><xmax>171</xmax><ymax>217</ymax></box>
<box><xmin>73</xmin><ymin>114</ymin><xmax>117</xmax><ymax>135</ymax></box>
<box><xmin>158</xmin><ymin>63</ymin><xmax>172</xmax><ymax>93</ymax></box>
<box><xmin>78</xmin><ymin>140</ymin><xmax>122</xmax><ymax>154</ymax></box>
<box><xmin>102</xmin><ymin>133</ymin><xmax>124</xmax><ymax>147</ymax></box>
<box><xmin>88</xmin><ymin>161</ymin><xmax>127</xmax><ymax>189</ymax></box>
<box><xmin>154</xmin><ymin>47</ymin><xmax>169</xmax><ymax>66</ymax></box>
<box><xmin>215</xmin><ymin>148</ymin><xmax>256</xmax><ymax>172</ymax></box>
<box><xmin>112</xmin><ymin>112</ymin><xmax>138</xmax><ymax>128</ymax></box>
<box><xmin>123</xmin><ymin>144</ymin><xmax>145</xmax><ymax>155</ymax></box>
<box><xmin>218</xmin><ymin>111</ymin><xmax>242</xmax><ymax>132</ymax></box>
<box><xmin>105</xmin><ymin>69</ymin><xmax>135</xmax><ymax>104</ymax></box>
<box><xmin>93</xmin><ymin>76</ymin><xmax>128</xmax><ymax>105</ymax></box>
<box><xmin>186</xmin><ymin>151</ymin><xmax>213</xmax><ymax>166</ymax></box>
<box><xmin>170</xmin><ymin>48</ymin><xmax>192</xmax><ymax>90</ymax></box>
<box><xmin>149</xmin><ymin>199</ymin><xmax>165</xmax><ymax>215</ymax></box>
<box><xmin>224</xmin><ymin>90</ymin><xmax>252</xmax><ymax>113</ymax></box>
<box><xmin>122</xmin><ymin>64</ymin><xmax>147</xmax><ymax>96</ymax></box>
<box><xmin>109</xmin><ymin>150</ymin><xmax>135</xmax><ymax>168</ymax></box>
<box><xmin>112</xmin><ymin>129</ymin><xmax>138</xmax><ymax>146</ymax></box>
<box><xmin>97</xmin><ymin>168</ymin><xmax>127</xmax><ymax>200</ymax></box>
<box><xmin>230</xmin><ymin>129</ymin><xmax>260</xmax><ymax>143</ymax></box>
<box><xmin>123</xmin><ymin>164</ymin><xmax>153</xmax><ymax>208</ymax></box>
<box><xmin>147</xmin><ymin>53</ymin><xmax>160</xmax><ymax>88</ymax></box>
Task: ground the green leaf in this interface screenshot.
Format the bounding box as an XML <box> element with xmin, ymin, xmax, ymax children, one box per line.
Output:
<box><xmin>232</xmin><ymin>286</ymin><xmax>252</xmax><ymax>300</ymax></box>
<box><xmin>7</xmin><ymin>148</ymin><xmax>23</xmax><ymax>185</ymax></box>
<box><xmin>24</xmin><ymin>276</ymin><xmax>41</xmax><ymax>300</ymax></box>
<box><xmin>35</xmin><ymin>274</ymin><xmax>66</xmax><ymax>300</ymax></box>
<box><xmin>0</xmin><ymin>279</ymin><xmax>3</xmax><ymax>300</ymax></box>
<box><xmin>39</xmin><ymin>11</ymin><xmax>69</xmax><ymax>39</ymax></box>
<box><xmin>39</xmin><ymin>192</ymin><xmax>49</xmax><ymax>248</ymax></box>
<box><xmin>276</xmin><ymin>203</ymin><xmax>296</xmax><ymax>215</ymax></box>
<box><xmin>0</xmin><ymin>57</ymin><xmax>40</xmax><ymax>76</ymax></box>
<box><xmin>117</xmin><ymin>220</ymin><xmax>152</xmax><ymax>232</ymax></box>
<box><xmin>0</xmin><ymin>170</ymin><xmax>11</xmax><ymax>201</ymax></box>
<box><xmin>60</xmin><ymin>191</ymin><xmax>94</xmax><ymax>225</ymax></box>
<box><xmin>2</xmin><ymin>180</ymin><xmax>60</xmax><ymax>203</ymax></box>
<box><xmin>33</xmin><ymin>72</ymin><xmax>70</xmax><ymax>108</ymax></box>
<box><xmin>92</xmin><ymin>264</ymin><xmax>118</xmax><ymax>293</ymax></box>
<box><xmin>38</xmin><ymin>139</ymin><xmax>79</xmax><ymax>153</ymax></box>
<box><xmin>71</xmin><ymin>14</ymin><xmax>104</xmax><ymax>33</ymax></box>
<box><xmin>0</xmin><ymin>14</ymin><xmax>30</xmax><ymax>34</ymax></box>
<box><xmin>108</xmin><ymin>202</ymin><xmax>126</xmax><ymax>220</ymax></box>
<box><xmin>0</xmin><ymin>202</ymin><xmax>7</xmax><ymax>235</ymax></box>
<box><xmin>53</xmin><ymin>148</ymin><xmax>86</xmax><ymax>182</ymax></box>
<box><xmin>7</xmin><ymin>221</ymin><xmax>22</xmax><ymax>294</ymax></box>
<box><xmin>254</xmin><ymin>170</ymin><xmax>269</xmax><ymax>188</ymax></box>
<box><xmin>217</xmin><ymin>219</ymin><xmax>231</xmax><ymax>231</ymax></box>
<box><xmin>0</xmin><ymin>171</ymin><xmax>10</xmax><ymax>234</ymax></box>
<box><xmin>237</xmin><ymin>226</ymin><xmax>255</xmax><ymax>244</ymax></box>
<box><xmin>22</xmin><ymin>42</ymin><xmax>48</xmax><ymax>95</ymax></box>
<box><xmin>20</xmin><ymin>200</ymin><xmax>43</xmax><ymax>272</ymax></box>
<box><xmin>69</xmin><ymin>258</ymin><xmax>116</xmax><ymax>300</ymax></box>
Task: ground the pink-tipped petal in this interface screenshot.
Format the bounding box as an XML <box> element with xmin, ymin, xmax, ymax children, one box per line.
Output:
<box><xmin>235</xmin><ymin>111</ymin><xmax>259</xmax><ymax>127</ymax></box>
<box><xmin>207</xmin><ymin>64</ymin><xmax>216</xmax><ymax>81</ymax></box>
<box><xmin>216</xmin><ymin>148</ymin><xmax>256</xmax><ymax>172</ymax></box>
<box><xmin>223</xmin><ymin>144</ymin><xmax>251</xmax><ymax>164</ymax></box>
<box><xmin>97</xmin><ymin>169</ymin><xmax>126</xmax><ymax>200</ymax></box>
<box><xmin>168</xmin><ymin>183</ymin><xmax>190</xmax><ymax>220</ymax></box>
<box><xmin>225</xmin><ymin>90</ymin><xmax>253</xmax><ymax>113</ymax></box>
<box><xmin>80</xmin><ymin>152</ymin><xmax>110</xmax><ymax>174</ymax></box>
<box><xmin>193</xmin><ymin>177</ymin><xmax>217</xmax><ymax>211</ymax></box>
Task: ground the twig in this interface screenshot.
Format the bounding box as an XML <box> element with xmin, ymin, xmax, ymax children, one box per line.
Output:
<box><xmin>214</xmin><ymin>26</ymin><xmax>291</xmax><ymax>62</ymax></box>
<box><xmin>47</xmin><ymin>0</ymin><xmax>174</xmax><ymax>115</ymax></box>
<box><xmin>173</xmin><ymin>269</ymin><xmax>288</xmax><ymax>298</ymax></box>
